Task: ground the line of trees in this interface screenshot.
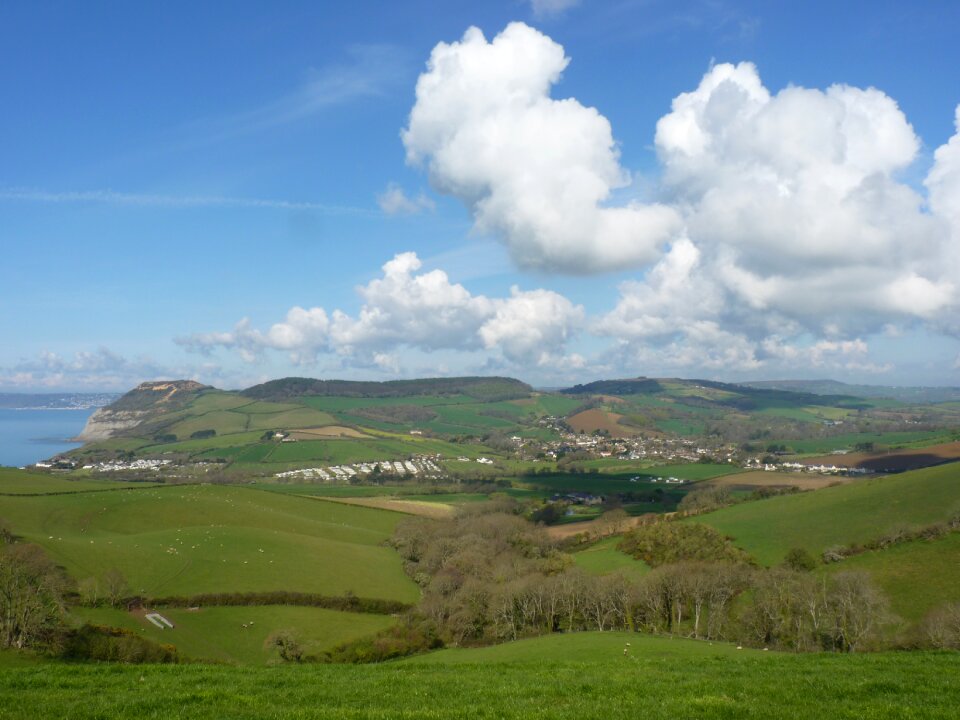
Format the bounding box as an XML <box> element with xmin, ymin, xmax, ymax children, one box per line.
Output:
<box><xmin>384</xmin><ymin>502</ymin><xmax>895</xmax><ymax>655</ymax></box>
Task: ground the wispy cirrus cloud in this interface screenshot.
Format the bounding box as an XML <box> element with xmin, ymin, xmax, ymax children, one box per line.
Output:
<box><xmin>0</xmin><ymin>188</ymin><xmax>368</xmax><ymax>215</ymax></box>
<box><xmin>529</xmin><ymin>0</ymin><xmax>580</xmax><ymax>19</ymax></box>
<box><xmin>180</xmin><ymin>44</ymin><xmax>409</xmax><ymax>144</ymax></box>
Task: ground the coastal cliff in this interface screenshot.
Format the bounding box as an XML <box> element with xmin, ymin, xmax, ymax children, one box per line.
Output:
<box><xmin>75</xmin><ymin>380</ymin><xmax>209</xmax><ymax>441</ymax></box>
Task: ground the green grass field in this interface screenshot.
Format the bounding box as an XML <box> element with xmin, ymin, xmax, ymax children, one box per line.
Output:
<box><xmin>0</xmin><ymin>467</ymin><xmax>160</xmax><ymax>495</ymax></box>
<box><xmin>401</xmin><ymin>630</ymin><xmax>754</xmax><ymax>663</ymax></box>
<box><xmin>0</xmin><ymin>484</ymin><xmax>418</xmax><ymax>601</ymax></box>
<box><xmin>71</xmin><ymin>606</ymin><xmax>396</xmax><ymax>665</ymax></box>
<box><xmin>571</xmin><ymin>538</ymin><xmax>649</xmax><ymax>579</ymax></box>
<box><xmin>826</xmin><ymin>533</ymin><xmax>960</xmax><ymax>623</ymax></box>
<box><xmin>2</xmin><ymin>635</ymin><xmax>959</xmax><ymax>719</ymax></box>
<box><xmin>690</xmin><ymin>463</ymin><xmax>960</xmax><ymax>565</ymax></box>
<box><xmin>513</xmin><ymin>464</ymin><xmax>736</xmax><ymax>503</ymax></box>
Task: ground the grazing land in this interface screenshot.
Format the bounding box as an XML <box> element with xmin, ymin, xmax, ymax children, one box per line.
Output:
<box><xmin>0</xmin><ymin>467</ymin><xmax>160</xmax><ymax>495</ymax></box>
<box><xmin>689</xmin><ymin>463</ymin><xmax>960</xmax><ymax>565</ymax></box>
<box><xmin>0</xmin><ymin>483</ymin><xmax>418</xmax><ymax>601</ymax></box>
<box><xmin>571</xmin><ymin>537</ymin><xmax>650</xmax><ymax>579</ymax></box>
<box><xmin>2</xmin><ymin>636</ymin><xmax>960</xmax><ymax>719</ymax></box>
<box><xmin>827</xmin><ymin>533</ymin><xmax>960</xmax><ymax>623</ymax></box>
<box><xmin>71</xmin><ymin>605</ymin><xmax>397</xmax><ymax>665</ymax></box>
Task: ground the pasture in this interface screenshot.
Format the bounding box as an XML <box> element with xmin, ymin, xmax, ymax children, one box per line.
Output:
<box><xmin>0</xmin><ymin>467</ymin><xmax>159</xmax><ymax>495</ymax></box>
<box><xmin>0</xmin><ymin>484</ymin><xmax>418</xmax><ymax>602</ymax></box>
<box><xmin>827</xmin><ymin>533</ymin><xmax>960</xmax><ymax>623</ymax></box>
<box><xmin>3</xmin><ymin>637</ymin><xmax>960</xmax><ymax>719</ymax></box>
<box><xmin>690</xmin><ymin>463</ymin><xmax>960</xmax><ymax>565</ymax></box>
<box><xmin>71</xmin><ymin>606</ymin><xmax>396</xmax><ymax>665</ymax></box>
<box><xmin>571</xmin><ymin>538</ymin><xmax>650</xmax><ymax>579</ymax></box>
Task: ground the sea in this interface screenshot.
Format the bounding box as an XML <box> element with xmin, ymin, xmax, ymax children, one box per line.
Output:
<box><xmin>0</xmin><ymin>408</ymin><xmax>95</xmax><ymax>468</ymax></box>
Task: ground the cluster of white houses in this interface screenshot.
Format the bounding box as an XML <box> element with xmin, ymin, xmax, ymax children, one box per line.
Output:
<box><xmin>744</xmin><ymin>458</ymin><xmax>871</xmax><ymax>475</ymax></box>
<box><xmin>275</xmin><ymin>456</ymin><xmax>444</xmax><ymax>481</ymax></box>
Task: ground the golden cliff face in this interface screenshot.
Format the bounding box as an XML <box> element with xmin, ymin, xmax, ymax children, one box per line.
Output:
<box><xmin>75</xmin><ymin>380</ymin><xmax>210</xmax><ymax>441</ymax></box>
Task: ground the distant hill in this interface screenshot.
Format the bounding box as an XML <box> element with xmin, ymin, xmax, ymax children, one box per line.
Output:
<box><xmin>742</xmin><ymin>379</ymin><xmax>960</xmax><ymax>404</ymax></box>
<box><xmin>69</xmin><ymin>375</ymin><xmax>534</xmax><ymax>452</ymax></box>
<box><xmin>560</xmin><ymin>377</ymin><xmax>866</xmax><ymax>409</ymax></box>
<box><xmin>560</xmin><ymin>378</ymin><xmax>663</xmax><ymax>396</ymax></box>
<box><xmin>241</xmin><ymin>376</ymin><xmax>531</xmax><ymax>402</ymax></box>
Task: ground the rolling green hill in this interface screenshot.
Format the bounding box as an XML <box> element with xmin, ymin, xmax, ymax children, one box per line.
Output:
<box><xmin>689</xmin><ymin>463</ymin><xmax>960</xmax><ymax>565</ymax></box>
<box><xmin>0</xmin><ymin>467</ymin><xmax>160</xmax><ymax>495</ymax></box>
<box><xmin>0</xmin><ymin>484</ymin><xmax>418</xmax><ymax>601</ymax></box>
<box><xmin>241</xmin><ymin>376</ymin><xmax>532</xmax><ymax>402</ymax></box>
<box><xmin>826</xmin><ymin>533</ymin><xmax>960</xmax><ymax>623</ymax></box>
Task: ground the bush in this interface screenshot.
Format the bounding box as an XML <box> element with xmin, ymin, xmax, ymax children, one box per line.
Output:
<box><xmin>782</xmin><ymin>547</ymin><xmax>817</xmax><ymax>572</ymax></box>
<box><xmin>319</xmin><ymin>621</ymin><xmax>442</xmax><ymax>663</ymax></box>
<box><xmin>618</xmin><ymin>521</ymin><xmax>752</xmax><ymax>567</ymax></box>
<box><xmin>61</xmin><ymin>624</ymin><xmax>177</xmax><ymax>663</ymax></box>
<box><xmin>265</xmin><ymin>629</ymin><xmax>302</xmax><ymax>663</ymax></box>
<box><xmin>920</xmin><ymin>602</ymin><xmax>960</xmax><ymax>649</ymax></box>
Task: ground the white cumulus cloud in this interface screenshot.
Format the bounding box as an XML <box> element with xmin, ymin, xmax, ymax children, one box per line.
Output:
<box><xmin>402</xmin><ymin>22</ymin><xmax>682</xmax><ymax>274</ymax></box>
<box><xmin>655</xmin><ymin>62</ymin><xmax>954</xmax><ymax>335</ymax></box>
<box><xmin>181</xmin><ymin>252</ymin><xmax>585</xmax><ymax>371</ymax></box>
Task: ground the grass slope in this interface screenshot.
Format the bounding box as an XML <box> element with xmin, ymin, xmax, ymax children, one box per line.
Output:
<box><xmin>3</xmin><ymin>640</ymin><xmax>960</xmax><ymax>718</ymax></box>
<box><xmin>571</xmin><ymin>538</ymin><xmax>650</xmax><ymax>580</ymax></box>
<box><xmin>690</xmin><ymin>464</ymin><xmax>960</xmax><ymax>565</ymax></box>
<box><xmin>0</xmin><ymin>484</ymin><xmax>418</xmax><ymax>601</ymax></box>
<box><xmin>402</xmin><ymin>631</ymin><xmax>753</xmax><ymax>664</ymax></box>
<box><xmin>72</xmin><ymin>606</ymin><xmax>396</xmax><ymax>665</ymax></box>
<box><xmin>828</xmin><ymin>533</ymin><xmax>960</xmax><ymax>623</ymax></box>
<box><xmin>0</xmin><ymin>467</ymin><xmax>159</xmax><ymax>495</ymax></box>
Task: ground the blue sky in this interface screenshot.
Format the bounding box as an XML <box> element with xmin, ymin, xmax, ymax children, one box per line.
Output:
<box><xmin>2</xmin><ymin>0</ymin><xmax>960</xmax><ymax>391</ymax></box>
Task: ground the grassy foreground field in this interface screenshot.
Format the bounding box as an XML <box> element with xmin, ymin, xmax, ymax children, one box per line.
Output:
<box><xmin>2</xmin><ymin>633</ymin><xmax>959</xmax><ymax>719</ymax></box>
<box><xmin>0</xmin><ymin>484</ymin><xmax>418</xmax><ymax>601</ymax></box>
<box><xmin>690</xmin><ymin>463</ymin><xmax>960</xmax><ymax>565</ymax></box>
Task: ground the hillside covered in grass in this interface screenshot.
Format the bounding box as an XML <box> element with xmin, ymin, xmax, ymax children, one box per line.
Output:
<box><xmin>688</xmin><ymin>463</ymin><xmax>960</xmax><ymax>566</ymax></box>
<box><xmin>0</xmin><ymin>479</ymin><xmax>418</xmax><ymax>602</ymax></box>
<box><xmin>2</xmin><ymin>635</ymin><xmax>959</xmax><ymax>719</ymax></box>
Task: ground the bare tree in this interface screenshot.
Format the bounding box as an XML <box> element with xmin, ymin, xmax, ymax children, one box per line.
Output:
<box><xmin>920</xmin><ymin>602</ymin><xmax>960</xmax><ymax>649</ymax></box>
<box><xmin>0</xmin><ymin>544</ymin><xmax>69</xmax><ymax>649</ymax></box>
<box><xmin>103</xmin><ymin>568</ymin><xmax>129</xmax><ymax>608</ymax></box>
<box><xmin>828</xmin><ymin>571</ymin><xmax>891</xmax><ymax>652</ymax></box>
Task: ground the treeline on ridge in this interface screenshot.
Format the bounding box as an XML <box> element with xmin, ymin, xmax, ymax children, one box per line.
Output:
<box><xmin>241</xmin><ymin>376</ymin><xmax>531</xmax><ymax>401</ymax></box>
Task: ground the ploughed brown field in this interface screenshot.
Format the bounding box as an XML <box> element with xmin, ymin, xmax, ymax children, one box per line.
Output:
<box><xmin>545</xmin><ymin>515</ymin><xmax>647</xmax><ymax>540</ymax></box>
<box><xmin>801</xmin><ymin>441</ymin><xmax>960</xmax><ymax>472</ymax></box>
<box><xmin>704</xmin><ymin>470</ymin><xmax>854</xmax><ymax>491</ymax></box>
<box><xmin>566</xmin><ymin>409</ymin><xmax>638</xmax><ymax>438</ymax></box>
<box><xmin>321</xmin><ymin>495</ymin><xmax>456</xmax><ymax>519</ymax></box>
<box><xmin>289</xmin><ymin>426</ymin><xmax>371</xmax><ymax>439</ymax></box>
